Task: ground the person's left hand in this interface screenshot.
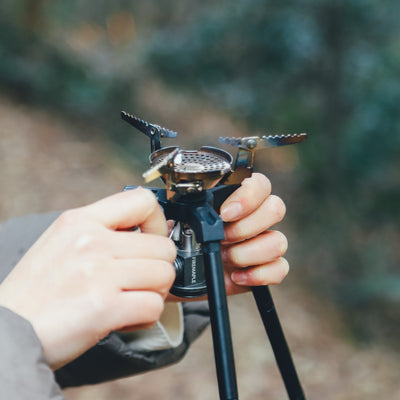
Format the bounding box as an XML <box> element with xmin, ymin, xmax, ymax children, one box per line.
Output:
<box><xmin>219</xmin><ymin>173</ymin><xmax>289</xmax><ymax>295</ymax></box>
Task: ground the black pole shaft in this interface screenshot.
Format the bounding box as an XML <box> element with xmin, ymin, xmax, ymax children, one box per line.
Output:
<box><xmin>203</xmin><ymin>241</ymin><xmax>239</xmax><ymax>400</ymax></box>
<box><xmin>252</xmin><ymin>286</ymin><xmax>305</xmax><ymax>400</ymax></box>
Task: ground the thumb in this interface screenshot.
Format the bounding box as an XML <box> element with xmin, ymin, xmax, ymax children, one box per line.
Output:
<box><xmin>82</xmin><ymin>187</ymin><xmax>168</xmax><ymax>236</ymax></box>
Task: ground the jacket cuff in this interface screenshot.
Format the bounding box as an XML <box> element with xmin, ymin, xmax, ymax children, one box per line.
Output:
<box><xmin>55</xmin><ymin>301</ymin><xmax>210</xmax><ymax>388</ymax></box>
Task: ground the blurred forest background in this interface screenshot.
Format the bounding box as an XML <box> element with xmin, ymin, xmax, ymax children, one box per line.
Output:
<box><xmin>0</xmin><ymin>1</ymin><xmax>399</xmax><ymax>399</ymax></box>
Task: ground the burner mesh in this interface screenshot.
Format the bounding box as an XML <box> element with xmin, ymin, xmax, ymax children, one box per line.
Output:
<box><xmin>154</xmin><ymin>150</ymin><xmax>231</xmax><ymax>173</ymax></box>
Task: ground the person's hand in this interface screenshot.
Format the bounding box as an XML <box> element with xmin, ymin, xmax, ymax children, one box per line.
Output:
<box><xmin>0</xmin><ymin>188</ymin><xmax>176</xmax><ymax>370</ymax></box>
<box><xmin>220</xmin><ymin>173</ymin><xmax>289</xmax><ymax>295</ymax></box>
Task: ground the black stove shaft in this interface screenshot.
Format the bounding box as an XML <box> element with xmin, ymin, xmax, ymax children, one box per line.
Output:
<box><xmin>156</xmin><ymin>188</ymin><xmax>239</xmax><ymax>400</ymax></box>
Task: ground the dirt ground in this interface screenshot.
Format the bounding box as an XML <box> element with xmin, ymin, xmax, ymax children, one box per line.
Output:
<box><xmin>1</xmin><ymin>96</ymin><xmax>399</xmax><ymax>399</ymax></box>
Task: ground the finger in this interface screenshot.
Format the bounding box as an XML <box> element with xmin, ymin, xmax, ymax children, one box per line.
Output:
<box><xmin>230</xmin><ymin>257</ymin><xmax>290</xmax><ymax>287</ymax></box>
<box><xmin>223</xmin><ymin>194</ymin><xmax>286</xmax><ymax>243</ymax></box>
<box><xmin>81</xmin><ymin>187</ymin><xmax>168</xmax><ymax>235</ymax></box>
<box><xmin>167</xmin><ymin>219</ymin><xmax>175</xmax><ymax>234</ymax></box>
<box><xmin>222</xmin><ymin>230</ymin><xmax>288</xmax><ymax>267</ymax></box>
<box><xmin>220</xmin><ymin>173</ymin><xmax>271</xmax><ymax>222</ymax></box>
<box><xmin>111</xmin><ymin>259</ymin><xmax>175</xmax><ymax>298</ymax></box>
<box><xmin>112</xmin><ymin>291</ymin><xmax>165</xmax><ymax>330</ymax></box>
<box><xmin>107</xmin><ymin>231</ymin><xmax>176</xmax><ymax>262</ymax></box>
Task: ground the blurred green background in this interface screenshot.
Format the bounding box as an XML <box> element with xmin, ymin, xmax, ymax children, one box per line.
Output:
<box><xmin>1</xmin><ymin>1</ymin><xmax>399</xmax><ymax>399</ymax></box>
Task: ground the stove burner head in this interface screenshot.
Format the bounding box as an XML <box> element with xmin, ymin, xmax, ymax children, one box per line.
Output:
<box><xmin>121</xmin><ymin>112</ymin><xmax>307</xmax><ymax>199</ymax></box>
<box><xmin>145</xmin><ymin>146</ymin><xmax>233</xmax><ymax>199</ymax></box>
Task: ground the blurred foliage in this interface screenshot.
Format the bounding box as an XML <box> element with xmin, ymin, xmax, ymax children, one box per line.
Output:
<box><xmin>0</xmin><ymin>0</ymin><xmax>399</xmax><ymax>347</ymax></box>
<box><xmin>145</xmin><ymin>0</ymin><xmax>400</xmax><ymax>346</ymax></box>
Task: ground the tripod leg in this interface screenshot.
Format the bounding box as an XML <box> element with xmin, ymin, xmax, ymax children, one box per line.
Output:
<box><xmin>203</xmin><ymin>241</ymin><xmax>239</xmax><ymax>400</ymax></box>
<box><xmin>252</xmin><ymin>286</ymin><xmax>306</xmax><ymax>400</ymax></box>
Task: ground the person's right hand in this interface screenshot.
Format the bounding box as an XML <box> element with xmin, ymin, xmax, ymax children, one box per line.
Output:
<box><xmin>0</xmin><ymin>188</ymin><xmax>176</xmax><ymax>370</ymax></box>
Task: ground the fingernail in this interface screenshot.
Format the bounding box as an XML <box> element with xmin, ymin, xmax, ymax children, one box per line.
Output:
<box><xmin>221</xmin><ymin>202</ymin><xmax>243</xmax><ymax>221</ymax></box>
<box><xmin>231</xmin><ymin>271</ymin><xmax>247</xmax><ymax>285</ymax></box>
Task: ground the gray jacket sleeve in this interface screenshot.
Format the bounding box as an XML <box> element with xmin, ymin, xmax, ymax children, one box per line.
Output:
<box><xmin>0</xmin><ymin>213</ymin><xmax>210</xmax><ymax>389</ymax></box>
<box><xmin>0</xmin><ymin>306</ymin><xmax>65</xmax><ymax>399</ymax></box>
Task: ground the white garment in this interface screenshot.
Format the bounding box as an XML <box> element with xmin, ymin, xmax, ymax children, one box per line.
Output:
<box><xmin>119</xmin><ymin>303</ymin><xmax>184</xmax><ymax>352</ymax></box>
